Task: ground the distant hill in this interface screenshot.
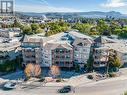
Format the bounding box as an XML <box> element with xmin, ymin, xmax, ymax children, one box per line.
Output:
<box><xmin>16</xmin><ymin>11</ymin><xmax>127</xmax><ymax>18</ymax></box>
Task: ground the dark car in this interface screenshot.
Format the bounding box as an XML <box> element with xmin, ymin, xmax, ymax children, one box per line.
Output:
<box><xmin>58</xmin><ymin>86</ymin><xmax>72</xmax><ymax>93</ymax></box>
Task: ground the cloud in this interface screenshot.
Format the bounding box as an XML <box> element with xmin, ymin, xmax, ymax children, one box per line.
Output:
<box><xmin>15</xmin><ymin>0</ymin><xmax>81</xmax><ymax>12</ymax></box>
<box><xmin>101</xmin><ymin>0</ymin><xmax>126</xmax><ymax>8</ymax></box>
<box><xmin>15</xmin><ymin>5</ymin><xmax>81</xmax><ymax>12</ymax></box>
<box><xmin>37</xmin><ymin>0</ymin><xmax>49</xmax><ymax>5</ymax></box>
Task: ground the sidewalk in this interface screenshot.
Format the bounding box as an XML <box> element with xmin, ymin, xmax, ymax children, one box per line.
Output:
<box><xmin>45</xmin><ymin>74</ymin><xmax>93</xmax><ymax>87</ymax></box>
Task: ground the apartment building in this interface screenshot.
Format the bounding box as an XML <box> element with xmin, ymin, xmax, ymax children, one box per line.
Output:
<box><xmin>22</xmin><ymin>35</ymin><xmax>43</xmax><ymax>65</ymax></box>
<box><xmin>93</xmin><ymin>36</ymin><xmax>127</xmax><ymax>68</ymax></box>
<box><xmin>73</xmin><ymin>37</ymin><xmax>93</xmax><ymax>67</ymax></box>
<box><xmin>93</xmin><ymin>36</ymin><xmax>110</xmax><ymax>68</ymax></box>
<box><xmin>51</xmin><ymin>42</ymin><xmax>73</xmax><ymax>68</ymax></box>
<box><xmin>22</xmin><ymin>30</ymin><xmax>93</xmax><ymax>68</ymax></box>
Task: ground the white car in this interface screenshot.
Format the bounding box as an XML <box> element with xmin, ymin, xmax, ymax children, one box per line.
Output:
<box><xmin>4</xmin><ymin>82</ymin><xmax>17</xmax><ymax>89</ymax></box>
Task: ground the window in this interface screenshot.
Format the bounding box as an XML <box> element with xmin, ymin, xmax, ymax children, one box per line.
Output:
<box><xmin>66</xmin><ymin>50</ymin><xmax>70</xmax><ymax>53</ymax></box>
<box><xmin>60</xmin><ymin>62</ymin><xmax>64</xmax><ymax>64</ymax></box>
<box><xmin>84</xmin><ymin>43</ymin><xmax>88</xmax><ymax>46</ymax></box>
<box><xmin>83</xmin><ymin>49</ymin><xmax>87</xmax><ymax>52</ymax></box>
<box><xmin>60</xmin><ymin>49</ymin><xmax>65</xmax><ymax>53</ymax></box>
<box><xmin>66</xmin><ymin>55</ymin><xmax>70</xmax><ymax>59</ymax></box>
<box><xmin>66</xmin><ymin>62</ymin><xmax>70</xmax><ymax>64</ymax></box>
<box><xmin>77</xmin><ymin>43</ymin><xmax>83</xmax><ymax>46</ymax></box>
<box><xmin>75</xmin><ymin>54</ymin><xmax>79</xmax><ymax>57</ymax></box>
<box><xmin>55</xmin><ymin>62</ymin><xmax>59</xmax><ymax>65</ymax></box>
<box><xmin>32</xmin><ymin>61</ymin><xmax>36</xmax><ymax>63</ymax></box>
<box><xmin>55</xmin><ymin>49</ymin><xmax>59</xmax><ymax>53</ymax></box>
<box><xmin>61</xmin><ymin>56</ymin><xmax>65</xmax><ymax>58</ymax></box>
<box><xmin>32</xmin><ymin>55</ymin><xmax>35</xmax><ymax>58</ymax></box>
<box><xmin>75</xmin><ymin>47</ymin><xmax>78</xmax><ymax>51</ymax></box>
<box><xmin>55</xmin><ymin>56</ymin><xmax>59</xmax><ymax>58</ymax></box>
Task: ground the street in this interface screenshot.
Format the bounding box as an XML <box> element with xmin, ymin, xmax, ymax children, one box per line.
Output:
<box><xmin>1</xmin><ymin>68</ymin><xmax>127</xmax><ymax>95</ymax></box>
<box><xmin>1</xmin><ymin>75</ymin><xmax>127</xmax><ymax>95</ymax></box>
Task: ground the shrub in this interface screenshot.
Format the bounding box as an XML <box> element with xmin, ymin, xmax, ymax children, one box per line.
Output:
<box><xmin>56</xmin><ymin>78</ymin><xmax>63</xmax><ymax>82</ymax></box>
<box><xmin>87</xmin><ymin>75</ymin><xmax>94</xmax><ymax>79</ymax></box>
<box><xmin>124</xmin><ymin>92</ymin><xmax>127</xmax><ymax>95</ymax></box>
<box><xmin>38</xmin><ymin>78</ymin><xmax>45</xmax><ymax>82</ymax></box>
<box><xmin>109</xmin><ymin>73</ymin><xmax>117</xmax><ymax>78</ymax></box>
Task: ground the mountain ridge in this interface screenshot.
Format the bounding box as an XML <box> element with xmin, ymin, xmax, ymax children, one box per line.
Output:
<box><xmin>16</xmin><ymin>11</ymin><xmax>127</xmax><ymax>18</ymax></box>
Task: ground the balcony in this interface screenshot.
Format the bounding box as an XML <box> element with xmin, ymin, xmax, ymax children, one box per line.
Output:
<box><xmin>93</xmin><ymin>62</ymin><xmax>107</xmax><ymax>68</ymax></box>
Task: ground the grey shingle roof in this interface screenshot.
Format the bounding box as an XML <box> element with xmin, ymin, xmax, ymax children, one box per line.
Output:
<box><xmin>94</xmin><ymin>36</ymin><xmax>107</xmax><ymax>44</ymax></box>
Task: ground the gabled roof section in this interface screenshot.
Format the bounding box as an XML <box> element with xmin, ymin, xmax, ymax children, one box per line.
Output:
<box><xmin>73</xmin><ymin>38</ymin><xmax>93</xmax><ymax>46</ymax></box>
<box><xmin>23</xmin><ymin>35</ymin><xmax>29</xmax><ymax>42</ymax></box>
<box><xmin>23</xmin><ymin>35</ymin><xmax>44</xmax><ymax>43</ymax></box>
<box><xmin>94</xmin><ymin>36</ymin><xmax>107</xmax><ymax>44</ymax></box>
<box><xmin>44</xmin><ymin>41</ymin><xmax>73</xmax><ymax>50</ymax></box>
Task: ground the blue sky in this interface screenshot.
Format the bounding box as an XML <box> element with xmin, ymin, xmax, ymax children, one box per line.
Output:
<box><xmin>15</xmin><ymin>0</ymin><xmax>127</xmax><ymax>13</ymax></box>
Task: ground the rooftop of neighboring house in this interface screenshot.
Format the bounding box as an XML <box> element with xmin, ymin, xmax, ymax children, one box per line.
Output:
<box><xmin>0</xmin><ymin>37</ymin><xmax>21</xmax><ymax>52</ymax></box>
<box><xmin>105</xmin><ymin>40</ymin><xmax>127</xmax><ymax>54</ymax></box>
<box><xmin>93</xmin><ymin>36</ymin><xmax>127</xmax><ymax>54</ymax></box>
<box><xmin>23</xmin><ymin>33</ymin><xmax>46</xmax><ymax>43</ymax></box>
<box><xmin>0</xmin><ymin>28</ymin><xmax>21</xmax><ymax>33</ymax></box>
<box><xmin>94</xmin><ymin>36</ymin><xmax>118</xmax><ymax>44</ymax></box>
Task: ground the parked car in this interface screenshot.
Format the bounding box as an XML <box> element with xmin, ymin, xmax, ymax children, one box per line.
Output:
<box><xmin>3</xmin><ymin>81</ymin><xmax>17</xmax><ymax>90</ymax></box>
<box><xmin>58</xmin><ymin>85</ymin><xmax>72</xmax><ymax>93</ymax></box>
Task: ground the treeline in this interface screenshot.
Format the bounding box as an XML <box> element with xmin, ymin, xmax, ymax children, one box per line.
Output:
<box><xmin>44</xmin><ymin>21</ymin><xmax>70</xmax><ymax>36</ymax></box>
<box><xmin>13</xmin><ymin>17</ymin><xmax>127</xmax><ymax>38</ymax></box>
<box><xmin>13</xmin><ymin>19</ymin><xmax>70</xmax><ymax>36</ymax></box>
<box><xmin>72</xmin><ymin>18</ymin><xmax>127</xmax><ymax>39</ymax></box>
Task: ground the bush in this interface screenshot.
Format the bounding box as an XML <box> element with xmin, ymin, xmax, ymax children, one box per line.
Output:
<box><xmin>74</xmin><ymin>64</ymin><xmax>80</xmax><ymax>72</ymax></box>
<box><xmin>0</xmin><ymin>60</ymin><xmax>16</xmax><ymax>72</ymax></box>
<box><xmin>109</xmin><ymin>73</ymin><xmax>117</xmax><ymax>78</ymax></box>
<box><xmin>87</xmin><ymin>75</ymin><xmax>94</xmax><ymax>79</ymax></box>
<box><xmin>38</xmin><ymin>78</ymin><xmax>45</xmax><ymax>82</ymax></box>
<box><xmin>56</xmin><ymin>78</ymin><xmax>64</xmax><ymax>82</ymax></box>
<box><xmin>0</xmin><ymin>56</ymin><xmax>22</xmax><ymax>72</ymax></box>
<box><xmin>124</xmin><ymin>92</ymin><xmax>127</xmax><ymax>95</ymax></box>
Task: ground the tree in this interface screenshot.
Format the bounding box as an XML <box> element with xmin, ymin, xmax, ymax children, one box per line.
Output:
<box><xmin>0</xmin><ymin>60</ymin><xmax>16</xmax><ymax>72</ymax></box>
<box><xmin>113</xmin><ymin>56</ymin><xmax>121</xmax><ymax>69</ymax></box>
<box><xmin>35</xmin><ymin>28</ymin><xmax>43</xmax><ymax>33</ymax></box>
<box><xmin>114</xmin><ymin>28</ymin><xmax>122</xmax><ymax>35</ymax></box>
<box><xmin>118</xmin><ymin>27</ymin><xmax>127</xmax><ymax>39</ymax></box>
<box><xmin>24</xmin><ymin>63</ymin><xmax>35</xmax><ymax>78</ymax></box>
<box><xmin>72</xmin><ymin>23</ymin><xmax>92</xmax><ymax>34</ymax></box>
<box><xmin>96</xmin><ymin>19</ymin><xmax>109</xmax><ymax>35</ymax></box>
<box><xmin>34</xmin><ymin>64</ymin><xmax>42</xmax><ymax>77</ymax></box>
<box><xmin>24</xmin><ymin>63</ymin><xmax>41</xmax><ymax>78</ymax></box>
<box><xmin>13</xmin><ymin>18</ymin><xmax>21</xmax><ymax>28</ymax></box>
<box><xmin>31</xmin><ymin>23</ymin><xmax>40</xmax><ymax>32</ymax></box>
<box><xmin>124</xmin><ymin>92</ymin><xmax>127</xmax><ymax>95</ymax></box>
<box><xmin>22</xmin><ymin>25</ymin><xmax>33</xmax><ymax>35</ymax></box>
<box><xmin>109</xmin><ymin>20</ymin><xmax>121</xmax><ymax>34</ymax></box>
<box><xmin>74</xmin><ymin>63</ymin><xmax>80</xmax><ymax>72</ymax></box>
<box><xmin>49</xmin><ymin>65</ymin><xmax>60</xmax><ymax>78</ymax></box>
<box><xmin>107</xmin><ymin>52</ymin><xmax>121</xmax><ymax>73</ymax></box>
<box><xmin>86</xmin><ymin>54</ymin><xmax>94</xmax><ymax>72</ymax></box>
